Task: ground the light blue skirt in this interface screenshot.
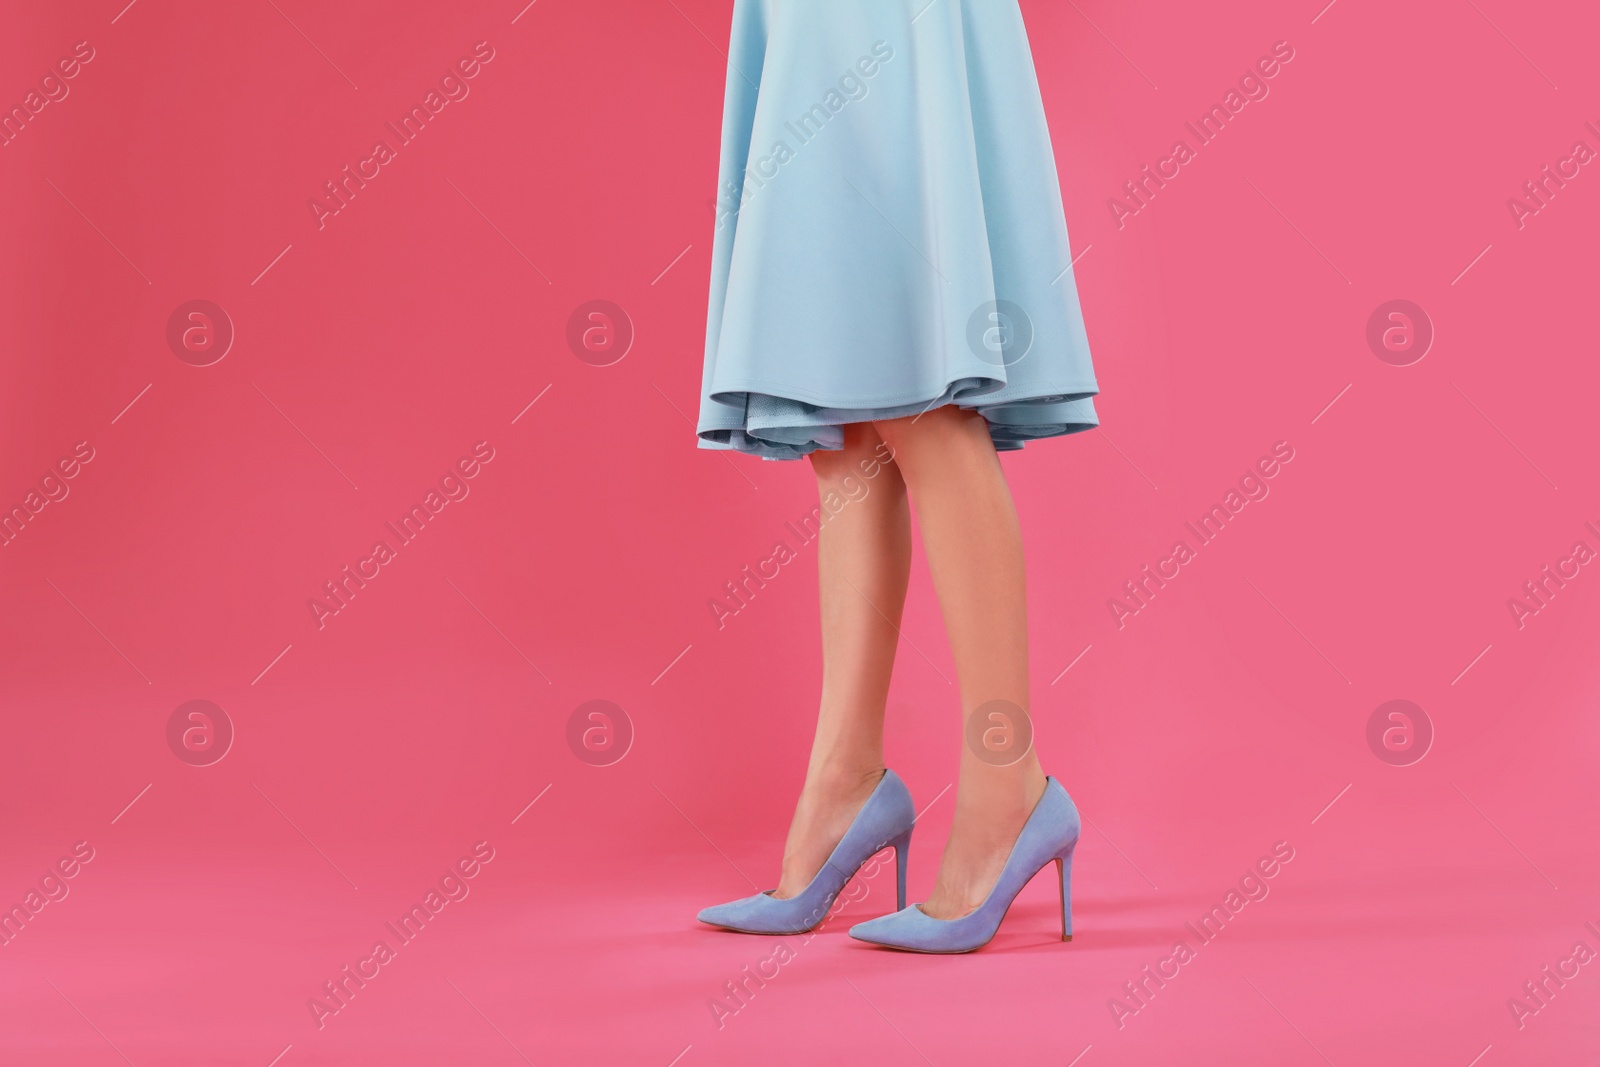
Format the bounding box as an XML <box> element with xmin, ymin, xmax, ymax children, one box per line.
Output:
<box><xmin>697</xmin><ymin>0</ymin><xmax>1100</xmax><ymax>461</ymax></box>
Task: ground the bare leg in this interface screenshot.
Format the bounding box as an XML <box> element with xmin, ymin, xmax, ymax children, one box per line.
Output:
<box><xmin>773</xmin><ymin>423</ymin><xmax>912</xmax><ymax>899</ymax></box>
<box><xmin>873</xmin><ymin>406</ymin><xmax>1047</xmax><ymax>919</ymax></box>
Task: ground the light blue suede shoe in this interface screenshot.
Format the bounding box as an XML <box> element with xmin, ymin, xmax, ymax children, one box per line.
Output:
<box><xmin>848</xmin><ymin>776</ymin><xmax>1080</xmax><ymax>953</ymax></box>
<box><xmin>697</xmin><ymin>769</ymin><xmax>916</xmax><ymax>935</ymax></box>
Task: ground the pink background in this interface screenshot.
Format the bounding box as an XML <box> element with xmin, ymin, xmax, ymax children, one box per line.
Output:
<box><xmin>3</xmin><ymin>0</ymin><xmax>1599</xmax><ymax>1063</ymax></box>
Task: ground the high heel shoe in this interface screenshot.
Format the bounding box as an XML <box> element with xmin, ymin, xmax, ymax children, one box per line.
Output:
<box><xmin>697</xmin><ymin>769</ymin><xmax>916</xmax><ymax>935</ymax></box>
<box><xmin>848</xmin><ymin>775</ymin><xmax>1080</xmax><ymax>953</ymax></box>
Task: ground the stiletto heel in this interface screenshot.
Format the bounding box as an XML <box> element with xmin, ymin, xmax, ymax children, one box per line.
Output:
<box><xmin>1056</xmin><ymin>846</ymin><xmax>1074</xmax><ymax>941</ymax></box>
<box><xmin>889</xmin><ymin>826</ymin><xmax>913</xmax><ymax>912</ymax></box>
<box><xmin>698</xmin><ymin>769</ymin><xmax>918</xmax><ymax>935</ymax></box>
<box><xmin>850</xmin><ymin>776</ymin><xmax>1082</xmax><ymax>953</ymax></box>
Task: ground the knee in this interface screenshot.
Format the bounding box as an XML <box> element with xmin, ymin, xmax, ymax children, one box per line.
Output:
<box><xmin>809</xmin><ymin>424</ymin><xmax>903</xmax><ymax>497</ymax></box>
<box><xmin>873</xmin><ymin>407</ymin><xmax>991</xmax><ymax>483</ymax></box>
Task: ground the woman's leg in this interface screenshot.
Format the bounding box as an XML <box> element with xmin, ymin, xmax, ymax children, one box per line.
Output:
<box><xmin>773</xmin><ymin>422</ymin><xmax>913</xmax><ymax>899</ymax></box>
<box><xmin>872</xmin><ymin>405</ymin><xmax>1048</xmax><ymax>919</ymax></box>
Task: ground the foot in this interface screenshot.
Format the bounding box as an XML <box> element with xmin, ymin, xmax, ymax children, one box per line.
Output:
<box><xmin>918</xmin><ymin>772</ymin><xmax>1047</xmax><ymax>919</ymax></box>
<box><xmin>771</xmin><ymin>766</ymin><xmax>885</xmax><ymax>899</ymax></box>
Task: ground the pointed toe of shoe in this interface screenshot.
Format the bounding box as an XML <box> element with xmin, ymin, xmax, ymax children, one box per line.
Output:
<box><xmin>697</xmin><ymin>891</ymin><xmax>831</xmax><ymax>935</ymax></box>
<box><xmin>847</xmin><ymin>916</ymin><xmax>893</xmax><ymax>944</ymax></box>
<box><xmin>696</xmin><ymin>901</ymin><xmax>740</xmax><ymax>927</ymax></box>
<box><xmin>696</xmin><ymin>895</ymin><xmax>771</xmax><ymax>932</ymax></box>
<box><xmin>850</xmin><ymin>904</ymin><xmax>1012</xmax><ymax>953</ymax></box>
<box><xmin>848</xmin><ymin>907</ymin><xmax>945</xmax><ymax>950</ymax></box>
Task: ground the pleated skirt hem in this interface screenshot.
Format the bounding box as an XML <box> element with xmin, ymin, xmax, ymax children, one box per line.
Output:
<box><xmin>698</xmin><ymin>371</ymin><xmax>1099</xmax><ymax>461</ymax></box>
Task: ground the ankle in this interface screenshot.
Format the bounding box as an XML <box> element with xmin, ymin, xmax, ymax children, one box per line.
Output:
<box><xmin>950</xmin><ymin>781</ymin><xmax>1044</xmax><ymax>836</ymax></box>
<box><xmin>803</xmin><ymin>761</ymin><xmax>884</xmax><ymax>799</ymax></box>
